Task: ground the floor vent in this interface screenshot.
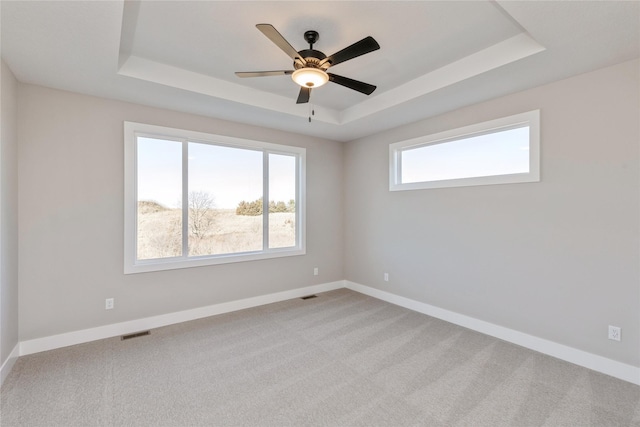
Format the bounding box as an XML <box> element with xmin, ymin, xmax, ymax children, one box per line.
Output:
<box><xmin>121</xmin><ymin>330</ymin><xmax>150</xmax><ymax>340</ymax></box>
<box><xmin>301</xmin><ymin>295</ymin><xmax>318</xmax><ymax>300</ymax></box>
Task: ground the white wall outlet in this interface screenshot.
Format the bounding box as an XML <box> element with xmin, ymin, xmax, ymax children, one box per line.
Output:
<box><xmin>608</xmin><ymin>325</ymin><xmax>621</xmax><ymax>341</ymax></box>
<box><xmin>384</xmin><ymin>273</ymin><xmax>389</xmax><ymax>282</ymax></box>
<box><xmin>105</xmin><ymin>298</ymin><xmax>114</xmax><ymax>310</ymax></box>
<box><xmin>313</xmin><ymin>267</ymin><xmax>319</xmax><ymax>276</ymax></box>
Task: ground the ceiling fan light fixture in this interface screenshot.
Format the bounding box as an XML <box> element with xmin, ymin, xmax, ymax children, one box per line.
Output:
<box><xmin>292</xmin><ymin>68</ymin><xmax>329</xmax><ymax>88</ymax></box>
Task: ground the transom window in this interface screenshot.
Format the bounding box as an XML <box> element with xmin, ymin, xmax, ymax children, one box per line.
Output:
<box><xmin>124</xmin><ymin>122</ymin><xmax>305</xmax><ymax>274</ymax></box>
<box><xmin>390</xmin><ymin>110</ymin><xmax>540</xmax><ymax>191</ymax></box>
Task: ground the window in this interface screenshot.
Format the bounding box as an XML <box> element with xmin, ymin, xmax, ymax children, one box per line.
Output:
<box><xmin>390</xmin><ymin>110</ymin><xmax>540</xmax><ymax>191</ymax></box>
<box><xmin>124</xmin><ymin>122</ymin><xmax>305</xmax><ymax>274</ymax></box>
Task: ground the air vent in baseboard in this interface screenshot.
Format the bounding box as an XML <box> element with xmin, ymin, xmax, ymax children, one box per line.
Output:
<box><xmin>301</xmin><ymin>295</ymin><xmax>317</xmax><ymax>300</ymax></box>
<box><xmin>121</xmin><ymin>330</ymin><xmax>150</xmax><ymax>340</ymax></box>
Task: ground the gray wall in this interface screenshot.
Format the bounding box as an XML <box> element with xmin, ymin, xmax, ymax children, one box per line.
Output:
<box><xmin>344</xmin><ymin>59</ymin><xmax>640</xmax><ymax>367</ymax></box>
<box><xmin>17</xmin><ymin>84</ymin><xmax>344</xmax><ymax>341</ymax></box>
<box><xmin>10</xmin><ymin>58</ymin><xmax>640</xmax><ymax>371</ymax></box>
<box><xmin>1</xmin><ymin>60</ymin><xmax>19</xmax><ymax>364</ymax></box>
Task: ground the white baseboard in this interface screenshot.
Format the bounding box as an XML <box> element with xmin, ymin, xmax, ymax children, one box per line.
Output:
<box><xmin>14</xmin><ymin>279</ymin><xmax>640</xmax><ymax>386</ymax></box>
<box><xmin>19</xmin><ymin>281</ymin><xmax>344</xmax><ymax>356</ymax></box>
<box><xmin>345</xmin><ymin>280</ymin><xmax>640</xmax><ymax>386</ymax></box>
<box><xmin>1</xmin><ymin>343</ymin><xmax>19</xmax><ymax>387</ymax></box>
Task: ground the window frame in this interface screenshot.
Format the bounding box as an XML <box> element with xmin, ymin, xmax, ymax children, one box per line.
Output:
<box><xmin>124</xmin><ymin>122</ymin><xmax>306</xmax><ymax>274</ymax></box>
<box><xmin>389</xmin><ymin>110</ymin><xmax>540</xmax><ymax>191</ymax></box>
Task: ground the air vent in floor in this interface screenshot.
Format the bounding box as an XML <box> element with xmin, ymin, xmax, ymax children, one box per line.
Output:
<box><xmin>301</xmin><ymin>295</ymin><xmax>318</xmax><ymax>300</ymax></box>
<box><xmin>121</xmin><ymin>330</ymin><xmax>150</xmax><ymax>340</ymax></box>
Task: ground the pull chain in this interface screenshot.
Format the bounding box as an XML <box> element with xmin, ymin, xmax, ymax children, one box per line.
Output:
<box><xmin>308</xmin><ymin>103</ymin><xmax>315</xmax><ymax>123</ymax></box>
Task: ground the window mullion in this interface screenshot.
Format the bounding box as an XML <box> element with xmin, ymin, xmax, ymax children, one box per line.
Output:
<box><xmin>263</xmin><ymin>151</ymin><xmax>269</xmax><ymax>250</ymax></box>
<box><xmin>182</xmin><ymin>140</ymin><xmax>189</xmax><ymax>258</ymax></box>
<box><xmin>396</xmin><ymin>150</ymin><xmax>402</xmax><ymax>186</ymax></box>
<box><xmin>295</xmin><ymin>154</ymin><xmax>301</xmax><ymax>248</ymax></box>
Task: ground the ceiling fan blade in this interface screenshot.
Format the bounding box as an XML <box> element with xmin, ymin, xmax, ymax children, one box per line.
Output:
<box><xmin>296</xmin><ymin>87</ymin><xmax>311</xmax><ymax>104</ymax></box>
<box><xmin>235</xmin><ymin>70</ymin><xmax>294</xmax><ymax>78</ymax></box>
<box><xmin>320</xmin><ymin>36</ymin><xmax>380</xmax><ymax>68</ymax></box>
<box><xmin>328</xmin><ymin>73</ymin><xmax>376</xmax><ymax>95</ymax></box>
<box><xmin>256</xmin><ymin>24</ymin><xmax>306</xmax><ymax>65</ymax></box>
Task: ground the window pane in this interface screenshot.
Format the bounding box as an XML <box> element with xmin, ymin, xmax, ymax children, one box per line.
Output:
<box><xmin>268</xmin><ymin>153</ymin><xmax>296</xmax><ymax>249</ymax></box>
<box><xmin>188</xmin><ymin>142</ymin><xmax>263</xmax><ymax>256</ymax></box>
<box><xmin>401</xmin><ymin>126</ymin><xmax>530</xmax><ymax>183</ymax></box>
<box><xmin>126</xmin><ymin>121</ymin><xmax>307</xmax><ymax>274</ymax></box>
<box><xmin>136</xmin><ymin>137</ymin><xmax>182</xmax><ymax>260</ymax></box>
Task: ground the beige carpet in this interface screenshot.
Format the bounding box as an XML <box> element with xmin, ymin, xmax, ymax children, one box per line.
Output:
<box><xmin>1</xmin><ymin>289</ymin><xmax>639</xmax><ymax>426</ymax></box>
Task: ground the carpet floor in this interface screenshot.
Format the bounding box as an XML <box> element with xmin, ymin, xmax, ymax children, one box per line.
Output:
<box><xmin>1</xmin><ymin>288</ymin><xmax>639</xmax><ymax>426</ymax></box>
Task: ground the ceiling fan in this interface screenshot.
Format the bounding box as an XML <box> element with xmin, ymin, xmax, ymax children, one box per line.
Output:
<box><xmin>236</xmin><ymin>24</ymin><xmax>380</xmax><ymax>104</ymax></box>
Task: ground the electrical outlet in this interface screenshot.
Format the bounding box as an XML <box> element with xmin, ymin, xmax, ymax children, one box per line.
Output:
<box><xmin>384</xmin><ymin>273</ymin><xmax>389</xmax><ymax>282</ymax></box>
<box><xmin>105</xmin><ymin>298</ymin><xmax>114</xmax><ymax>310</ymax></box>
<box><xmin>608</xmin><ymin>325</ymin><xmax>621</xmax><ymax>341</ymax></box>
<box><xmin>313</xmin><ymin>267</ymin><xmax>319</xmax><ymax>276</ymax></box>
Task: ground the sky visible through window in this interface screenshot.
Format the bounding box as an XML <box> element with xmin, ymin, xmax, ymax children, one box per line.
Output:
<box><xmin>137</xmin><ymin>137</ymin><xmax>182</xmax><ymax>208</ymax></box>
<box><xmin>137</xmin><ymin>138</ymin><xmax>296</xmax><ymax>209</ymax></box>
<box><xmin>401</xmin><ymin>126</ymin><xmax>530</xmax><ymax>183</ymax></box>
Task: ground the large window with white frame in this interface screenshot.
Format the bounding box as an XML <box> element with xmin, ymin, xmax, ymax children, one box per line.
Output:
<box><xmin>124</xmin><ymin>122</ymin><xmax>305</xmax><ymax>274</ymax></box>
<box><xmin>390</xmin><ymin>110</ymin><xmax>540</xmax><ymax>191</ymax></box>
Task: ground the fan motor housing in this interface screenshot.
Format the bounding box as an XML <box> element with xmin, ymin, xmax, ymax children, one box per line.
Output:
<box><xmin>294</xmin><ymin>51</ymin><xmax>329</xmax><ymax>70</ymax></box>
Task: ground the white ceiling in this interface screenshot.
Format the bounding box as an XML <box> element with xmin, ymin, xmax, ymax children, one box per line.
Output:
<box><xmin>2</xmin><ymin>1</ymin><xmax>639</xmax><ymax>142</ymax></box>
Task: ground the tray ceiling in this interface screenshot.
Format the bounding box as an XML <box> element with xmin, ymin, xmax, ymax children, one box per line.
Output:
<box><xmin>2</xmin><ymin>1</ymin><xmax>639</xmax><ymax>141</ymax></box>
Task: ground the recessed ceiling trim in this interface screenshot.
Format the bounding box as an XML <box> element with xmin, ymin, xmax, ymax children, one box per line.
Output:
<box><xmin>118</xmin><ymin>32</ymin><xmax>544</xmax><ymax>128</ymax></box>
<box><xmin>115</xmin><ymin>0</ymin><xmax>543</xmax><ymax>128</ymax></box>
<box><xmin>340</xmin><ymin>32</ymin><xmax>546</xmax><ymax>124</ymax></box>
<box><xmin>117</xmin><ymin>0</ymin><xmax>140</xmax><ymax>69</ymax></box>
